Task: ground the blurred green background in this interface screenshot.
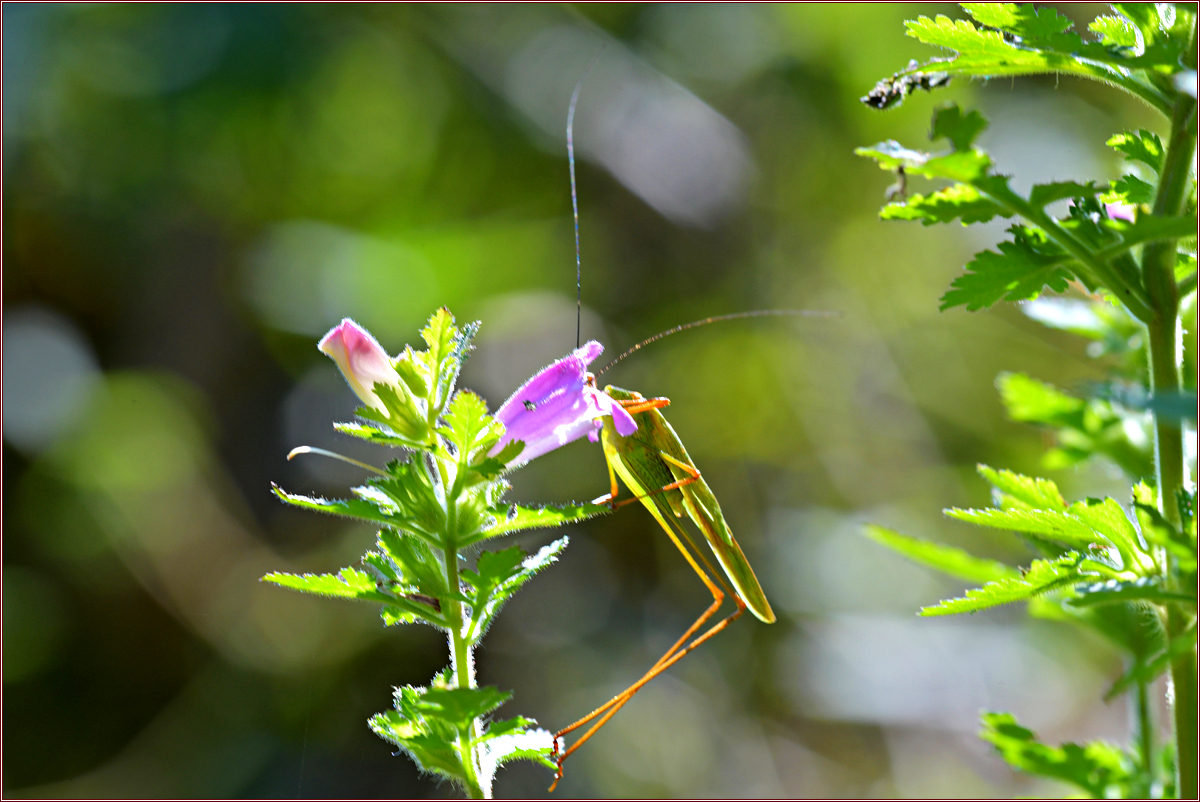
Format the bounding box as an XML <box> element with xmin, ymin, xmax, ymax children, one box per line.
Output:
<box><xmin>3</xmin><ymin>3</ymin><xmax>1170</xmax><ymax>797</ymax></box>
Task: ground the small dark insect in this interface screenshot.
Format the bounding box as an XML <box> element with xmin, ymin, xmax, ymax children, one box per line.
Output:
<box><xmin>861</xmin><ymin>59</ymin><xmax>952</xmax><ymax>110</ymax></box>
<box><xmin>523</xmin><ymin>400</ymin><xmax>536</xmax><ymax>411</ymax></box>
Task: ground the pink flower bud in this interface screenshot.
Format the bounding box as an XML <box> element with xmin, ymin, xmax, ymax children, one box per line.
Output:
<box><xmin>492</xmin><ymin>341</ymin><xmax>637</xmax><ymax>466</ymax></box>
<box><xmin>318</xmin><ymin>319</ymin><xmax>401</xmax><ymax>412</ymax></box>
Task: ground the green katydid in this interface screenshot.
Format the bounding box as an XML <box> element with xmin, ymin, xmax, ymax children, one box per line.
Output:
<box><xmin>540</xmin><ymin>68</ymin><xmax>827</xmax><ymax>791</ymax></box>
<box><xmin>545</xmin><ymin>374</ymin><xmax>777</xmax><ymax>790</ymax></box>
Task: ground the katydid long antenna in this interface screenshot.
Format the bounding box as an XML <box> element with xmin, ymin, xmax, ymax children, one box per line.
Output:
<box><xmin>568</xmin><ymin>47</ymin><xmax>605</xmax><ymax>350</ymax></box>
<box><xmin>595</xmin><ymin>308</ymin><xmax>840</xmax><ymax>376</ymax></box>
<box><xmin>564</xmin><ymin>53</ymin><xmax>835</xmax><ymax>374</ymax></box>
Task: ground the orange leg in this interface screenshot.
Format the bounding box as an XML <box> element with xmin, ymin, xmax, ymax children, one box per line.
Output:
<box><xmin>618</xmin><ymin>396</ymin><xmax>670</xmax><ymax>414</ymax></box>
<box><xmin>591</xmin><ymin>449</ymin><xmax>700</xmax><ymax>511</ymax></box>
<box><xmin>549</xmin><ymin>459</ymin><xmax>741</xmax><ymax>792</ymax></box>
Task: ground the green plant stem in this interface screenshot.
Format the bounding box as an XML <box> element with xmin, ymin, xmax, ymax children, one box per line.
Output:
<box><xmin>1166</xmin><ymin>604</ymin><xmax>1198</xmax><ymax>798</ymax></box>
<box><xmin>444</xmin><ymin>484</ymin><xmax>486</xmax><ymax>799</ymax></box>
<box><xmin>1142</xmin><ymin>22</ymin><xmax>1198</xmax><ymax>797</ymax></box>
<box><xmin>990</xmin><ymin>187</ymin><xmax>1157</xmax><ymax>322</ymax></box>
<box><xmin>1134</xmin><ymin>675</ymin><xmax>1154</xmax><ymax>788</ymax></box>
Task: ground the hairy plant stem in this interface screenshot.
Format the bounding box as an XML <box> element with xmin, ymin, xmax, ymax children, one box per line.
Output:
<box><xmin>1142</xmin><ymin>24</ymin><xmax>1198</xmax><ymax>797</ymax></box>
<box><xmin>444</xmin><ymin>467</ymin><xmax>486</xmax><ymax>799</ymax></box>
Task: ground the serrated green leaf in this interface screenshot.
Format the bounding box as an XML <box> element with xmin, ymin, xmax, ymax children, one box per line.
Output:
<box><xmin>1177</xmin><ymin>253</ymin><xmax>1197</xmax><ymax>284</ymax></box>
<box><xmin>1133</xmin><ymin>492</ymin><xmax>1198</xmax><ymax>570</ymax></box>
<box><xmin>1112</xmin><ymin>3</ymin><xmax>1170</xmax><ymax>49</ymax></box>
<box><xmin>360</xmin><ymin>383</ymin><xmax>433</xmax><ymax>445</ymax></box>
<box><xmin>262</xmin><ymin>567</ymin><xmax>394</xmax><ymax>602</ymax></box>
<box><xmin>1103</xmin><ymin>175</ymin><xmax>1155</xmax><ymax>206</ymax></box>
<box><xmin>1107</xmin><ymin>130</ymin><xmax>1165</xmax><ymax>174</ymax></box>
<box><xmin>940</xmin><ymin>233</ymin><xmax>1073</xmax><ymax>311</ymax></box>
<box><xmin>271</xmin><ymin>483</ymin><xmax>416</xmax><ymax>531</ymax></box>
<box><xmin>995</xmin><ymin>372</ymin><xmax>1085</xmax><ymax>427</ymax></box>
<box><xmin>1099</xmin><ymin>214</ymin><xmax>1199</xmax><ymax>250</ymax></box>
<box><xmin>908</xmin><ymin>15</ymin><xmax>1023</xmax><ymax>60</ymax></box>
<box><xmin>414</xmin><ymin>308</ymin><xmax>477</xmax><ymax>417</ymax></box>
<box><xmin>892</xmin><ymin>10</ymin><xmax>1179</xmax><ymax>116</ymax></box>
<box><xmin>479</xmin><ymin>501</ymin><xmax>611</xmax><ymax>541</ymax></box>
<box><xmin>470</xmin><ymin>439</ymin><xmax>524</xmax><ymax>481</ymax></box>
<box><xmin>1089</xmin><ymin>15</ymin><xmax>1138</xmax><ymax>48</ymax></box>
<box><xmin>418</xmin><ymin>686</ymin><xmax>512</xmax><ymax>731</ymax></box>
<box><xmin>440</xmin><ymin>390</ymin><xmax>502</xmax><ymax>460</ymax></box>
<box><xmin>855</xmin><ymin>136</ymin><xmax>994</xmax><ymax>183</ymax></box>
<box><xmin>978</xmin><ymin>712</ymin><xmax>1135</xmax><ymax>796</ymax></box>
<box><xmin>994</xmin><ymin>374</ymin><xmax>1154</xmax><ymax>481</ymax></box>
<box><xmin>370</xmin><ymin>684</ymin><xmax>468</xmax><ymax>783</ymax></box>
<box><xmin>945</xmin><ymin>506</ymin><xmax>1110</xmax><ymax>551</ymax></box>
<box><xmin>333</xmin><ymin>421</ymin><xmax>421</xmax><ymax>448</ymax></box>
<box><xmin>395</xmin><ymin>349</ymin><xmax>428</xmax><ymax>399</ymax></box>
<box><xmin>370</xmin><ymin>711</ymin><xmax>465</xmax><ymax>779</ymax></box>
<box><xmin>462</xmin><ymin>537</ymin><xmax>568</xmax><ymax>644</ymax></box>
<box><xmin>962</xmin><ymin>3</ymin><xmax>1075</xmax><ymax>41</ymax></box>
<box><xmin>1028</xmin><ymin>180</ymin><xmax>1101</xmax><ymax>208</ymax></box>
<box><xmin>881</xmin><ymin>183</ymin><xmax>1009</xmax><ymax>225</ymax></box>
<box><xmin>362</xmin><ymin>460</ymin><xmax>448</xmax><ymax>542</ymax></box>
<box><xmin>362</xmin><ymin>550</ymin><xmax>399</xmax><ymax>583</ymax></box>
<box><xmin>930</xmin><ymin>104</ymin><xmax>987</xmax><ymax>151</ymax></box>
<box><xmin>453</xmin><ymin>486</ymin><xmax>503</xmax><ymax>548</ymax></box>
<box><xmin>977</xmin><ymin>464</ymin><xmax>1068</xmax><ymax>511</ymax></box>
<box><xmin>1067</xmin><ymin>497</ymin><xmax>1143</xmax><ymax>570</ymax></box>
<box><xmin>919</xmin><ymin>554</ymin><xmax>1085</xmax><ymax>616</ymax></box>
<box><xmin>263</xmin><ymin>566</ymin><xmax>443</xmax><ymax>624</ymax></box>
<box><xmin>917</xmin><ymin>149</ymin><xmax>995</xmax><ymax>183</ymax></box>
<box><xmin>863</xmin><ymin>524</ymin><xmax>1019</xmax><ymax>583</ymax></box>
<box><xmin>1069</xmin><ymin>576</ymin><xmax>1195</xmax><ymax>607</ymax></box>
<box><xmin>381</xmin><ymin>604</ymin><xmax>420</xmax><ymax>626</ymax></box>
<box><xmin>477</xmin><ymin>721</ymin><xmax>557</xmax><ymax>788</ymax></box>
<box><xmin>377</xmin><ymin>529</ymin><xmax>457</xmax><ymax>600</ymax></box>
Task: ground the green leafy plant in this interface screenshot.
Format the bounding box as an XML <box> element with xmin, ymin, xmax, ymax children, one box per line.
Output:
<box><xmin>858</xmin><ymin>4</ymin><xmax>1196</xmax><ymax>798</ymax></box>
<box><xmin>264</xmin><ymin>309</ymin><xmax>610</xmax><ymax>798</ymax></box>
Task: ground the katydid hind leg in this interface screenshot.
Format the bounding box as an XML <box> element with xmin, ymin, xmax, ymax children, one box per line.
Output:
<box><xmin>551</xmin><ymin>449</ymin><xmax>740</xmax><ymax>789</ymax></box>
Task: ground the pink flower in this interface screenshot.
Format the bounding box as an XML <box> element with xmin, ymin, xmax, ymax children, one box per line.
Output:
<box><xmin>491</xmin><ymin>341</ymin><xmax>637</xmax><ymax>466</ymax></box>
<box><xmin>1105</xmin><ymin>201</ymin><xmax>1136</xmax><ymax>222</ymax></box>
<box><xmin>318</xmin><ymin>319</ymin><xmax>401</xmax><ymax>412</ymax></box>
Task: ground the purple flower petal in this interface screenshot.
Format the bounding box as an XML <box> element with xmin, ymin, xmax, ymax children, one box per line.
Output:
<box><xmin>491</xmin><ymin>340</ymin><xmax>636</xmax><ymax>466</ymax></box>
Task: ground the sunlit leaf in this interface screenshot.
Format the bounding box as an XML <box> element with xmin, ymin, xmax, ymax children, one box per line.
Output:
<box><xmin>941</xmin><ymin>234</ymin><xmax>1073</xmax><ymax>311</ymax></box>
<box><xmin>978</xmin><ymin>712</ymin><xmax>1136</xmax><ymax>796</ymax></box>
<box><xmin>863</xmin><ymin>524</ymin><xmax>1019</xmax><ymax>583</ymax></box>
<box><xmin>1107</xmin><ymin>130</ymin><xmax>1165</xmax><ymax>174</ymax></box>
<box><xmin>944</xmin><ymin>506</ymin><xmax>1111</xmax><ymax>552</ymax></box>
<box><xmin>477</xmin><ymin>501</ymin><xmax>610</xmax><ymax>541</ymax></box>
<box><xmin>271</xmin><ymin>483</ymin><xmax>416</xmax><ymax>531</ymax></box>
<box><xmin>881</xmin><ymin>183</ymin><xmax>1009</xmax><ymax>225</ymax></box>
<box><xmin>919</xmin><ymin>554</ymin><xmax>1086</xmax><ymax>616</ymax></box>
<box><xmin>462</xmin><ymin>537</ymin><xmax>568</xmax><ymax>644</ymax></box>
<box><xmin>976</xmin><ymin>465</ymin><xmax>1068</xmax><ymax>512</ymax></box>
